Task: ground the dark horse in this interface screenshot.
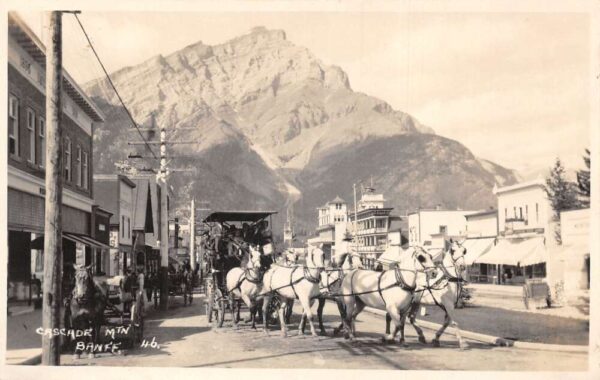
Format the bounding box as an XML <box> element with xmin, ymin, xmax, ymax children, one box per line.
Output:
<box><xmin>67</xmin><ymin>265</ymin><xmax>107</xmax><ymax>358</ymax></box>
<box><xmin>182</xmin><ymin>266</ymin><xmax>194</xmax><ymax>306</ymax></box>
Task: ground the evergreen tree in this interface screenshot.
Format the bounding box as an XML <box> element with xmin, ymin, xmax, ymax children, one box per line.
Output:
<box><xmin>576</xmin><ymin>148</ymin><xmax>591</xmax><ymax>206</ymax></box>
<box><xmin>545</xmin><ymin>158</ymin><xmax>580</xmax><ymax>243</ymax></box>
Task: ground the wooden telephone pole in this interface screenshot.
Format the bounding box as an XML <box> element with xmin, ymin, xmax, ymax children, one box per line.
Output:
<box><xmin>190</xmin><ymin>199</ymin><xmax>196</xmax><ymax>270</ymax></box>
<box><xmin>42</xmin><ymin>10</ymin><xmax>64</xmax><ymax>366</ymax></box>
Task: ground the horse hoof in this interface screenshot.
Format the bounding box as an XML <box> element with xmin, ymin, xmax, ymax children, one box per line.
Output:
<box><xmin>432</xmin><ymin>339</ymin><xmax>440</xmax><ymax>348</ymax></box>
<box><xmin>418</xmin><ymin>336</ymin><xmax>427</xmax><ymax>344</ymax></box>
<box><xmin>459</xmin><ymin>342</ymin><xmax>470</xmax><ymax>350</ymax></box>
<box><xmin>311</xmin><ymin>332</ymin><xmax>319</xmax><ymax>338</ymax></box>
<box><xmin>88</xmin><ymin>353</ymin><xmax>95</xmax><ymax>359</ymax></box>
<box><xmin>281</xmin><ymin>332</ymin><xmax>288</xmax><ymax>338</ymax></box>
<box><xmin>399</xmin><ymin>340</ymin><xmax>409</xmax><ymax>348</ymax></box>
<box><xmin>73</xmin><ymin>354</ymin><xmax>80</xmax><ymax>360</ymax></box>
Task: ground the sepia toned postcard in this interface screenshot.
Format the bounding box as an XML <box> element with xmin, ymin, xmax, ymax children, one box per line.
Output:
<box><xmin>1</xmin><ymin>0</ymin><xmax>598</xmax><ymax>379</ymax></box>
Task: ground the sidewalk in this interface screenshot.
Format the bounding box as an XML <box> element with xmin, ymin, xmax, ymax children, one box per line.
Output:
<box><xmin>466</xmin><ymin>283</ymin><xmax>589</xmax><ymax>320</ymax></box>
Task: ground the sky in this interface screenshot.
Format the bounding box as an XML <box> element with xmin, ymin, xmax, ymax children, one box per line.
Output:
<box><xmin>17</xmin><ymin>11</ymin><xmax>591</xmax><ymax>178</ymax></box>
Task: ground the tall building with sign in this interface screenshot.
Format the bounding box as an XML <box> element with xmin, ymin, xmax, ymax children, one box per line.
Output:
<box><xmin>7</xmin><ymin>13</ymin><xmax>106</xmax><ymax>301</ymax></box>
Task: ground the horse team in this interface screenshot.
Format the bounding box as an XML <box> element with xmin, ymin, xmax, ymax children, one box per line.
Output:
<box><xmin>226</xmin><ymin>239</ymin><xmax>470</xmax><ymax>349</ymax></box>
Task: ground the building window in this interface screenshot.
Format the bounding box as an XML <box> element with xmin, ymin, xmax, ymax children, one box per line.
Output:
<box><xmin>82</xmin><ymin>151</ymin><xmax>89</xmax><ymax>189</ymax></box>
<box><xmin>504</xmin><ymin>208</ymin><xmax>507</xmax><ymax>220</ymax></box>
<box><xmin>26</xmin><ymin>108</ymin><xmax>36</xmax><ymax>163</ymax></box>
<box><xmin>76</xmin><ymin>146</ymin><xmax>82</xmax><ymax>187</ymax></box>
<box><xmin>439</xmin><ymin>225</ymin><xmax>447</xmax><ymax>234</ymax></box>
<box><xmin>37</xmin><ymin>71</ymin><xmax>45</xmax><ymax>87</ymax></box>
<box><xmin>525</xmin><ymin>205</ymin><xmax>529</xmax><ymax>223</ymax></box>
<box><xmin>39</xmin><ymin>118</ymin><xmax>45</xmax><ymax>167</ymax></box>
<box><xmin>64</xmin><ymin>137</ymin><xmax>72</xmax><ymax>181</ymax></box>
<box><xmin>513</xmin><ymin>207</ymin><xmax>517</xmax><ymax>219</ymax></box>
<box><xmin>122</xmin><ymin>216</ymin><xmax>125</xmax><ymax>238</ymax></box>
<box><xmin>20</xmin><ymin>56</ymin><xmax>31</xmax><ymax>74</ymax></box>
<box><xmin>519</xmin><ymin>207</ymin><xmax>523</xmax><ymax>220</ymax></box>
<box><xmin>8</xmin><ymin>95</ymin><xmax>19</xmax><ymax>156</ymax></box>
<box><xmin>127</xmin><ymin>217</ymin><xmax>130</xmax><ymax>239</ymax></box>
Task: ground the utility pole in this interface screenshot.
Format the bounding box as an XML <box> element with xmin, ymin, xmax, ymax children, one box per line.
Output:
<box><xmin>42</xmin><ymin>10</ymin><xmax>63</xmax><ymax>366</ymax></box>
<box><xmin>127</xmin><ymin>119</ymin><xmax>198</xmax><ymax>310</ymax></box>
<box><xmin>353</xmin><ymin>183</ymin><xmax>358</xmax><ymax>261</ymax></box>
<box><xmin>159</xmin><ymin>127</ymin><xmax>169</xmax><ymax>310</ymax></box>
<box><xmin>190</xmin><ymin>198</ymin><xmax>196</xmax><ymax>270</ymax></box>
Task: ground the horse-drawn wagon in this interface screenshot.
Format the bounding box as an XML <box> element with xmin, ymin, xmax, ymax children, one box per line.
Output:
<box><xmin>201</xmin><ymin>210</ymin><xmax>278</xmax><ymax>327</ymax></box>
<box><xmin>63</xmin><ymin>267</ymin><xmax>145</xmax><ymax>358</ymax></box>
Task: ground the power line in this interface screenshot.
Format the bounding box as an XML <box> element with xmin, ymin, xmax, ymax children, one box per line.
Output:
<box><xmin>72</xmin><ymin>13</ymin><xmax>158</xmax><ymax>160</ymax></box>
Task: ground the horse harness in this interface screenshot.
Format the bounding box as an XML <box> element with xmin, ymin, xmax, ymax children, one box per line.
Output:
<box><xmin>264</xmin><ymin>264</ymin><xmax>322</xmax><ymax>299</ymax></box>
<box><xmin>340</xmin><ymin>266</ymin><xmax>418</xmax><ymax>301</ymax></box>
<box><xmin>229</xmin><ymin>267</ymin><xmax>264</xmax><ymax>293</ymax></box>
<box><xmin>425</xmin><ymin>253</ymin><xmax>466</xmax><ymax>309</ymax></box>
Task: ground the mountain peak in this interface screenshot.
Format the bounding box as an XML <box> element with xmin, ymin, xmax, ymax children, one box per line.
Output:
<box><xmin>249</xmin><ymin>26</ymin><xmax>287</xmax><ymax>41</ymax></box>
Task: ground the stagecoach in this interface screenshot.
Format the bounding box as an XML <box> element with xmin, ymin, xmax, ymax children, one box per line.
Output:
<box><xmin>201</xmin><ymin>210</ymin><xmax>278</xmax><ymax>327</ymax></box>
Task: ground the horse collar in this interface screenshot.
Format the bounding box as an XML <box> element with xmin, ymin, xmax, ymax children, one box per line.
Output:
<box><xmin>245</xmin><ymin>267</ymin><xmax>263</xmax><ymax>284</ymax></box>
<box><xmin>394</xmin><ymin>267</ymin><xmax>416</xmax><ymax>291</ymax></box>
<box><xmin>303</xmin><ymin>266</ymin><xmax>321</xmax><ymax>284</ymax></box>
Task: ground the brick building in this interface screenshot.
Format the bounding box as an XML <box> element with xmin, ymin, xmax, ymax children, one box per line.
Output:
<box><xmin>7</xmin><ymin>13</ymin><xmax>106</xmax><ymax>300</ymax></box>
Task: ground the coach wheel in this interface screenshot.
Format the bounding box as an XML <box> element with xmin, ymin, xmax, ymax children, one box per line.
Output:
<box><xmin>215</xmin><ymin>288</ymin><xmax>226</xmax><ymax>328</ymax></box>
<box><xmin>207</xmin><ymin>292</ymin><xmax>214</xmax><ymax>323</ymax></box>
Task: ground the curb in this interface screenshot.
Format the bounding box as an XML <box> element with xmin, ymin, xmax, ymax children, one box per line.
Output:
<box><xmin>18</xmin><ymin>353</ymin><xmax>42</xmax><ymax>365</ymax></box>
<box><xmin>363</xmin><ymin>306</ymin><xmax>587</xmax><ymax>353</ymax></box>
<box><xmin>7</xmin><ymin>307</ymin><xmax>35</xmax><ymax>317</ymax></box>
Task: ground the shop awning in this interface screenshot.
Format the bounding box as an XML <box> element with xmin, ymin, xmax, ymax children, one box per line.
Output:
<box><xmin>462</xmin><ymin>237</ymin><xmax>495</xmax><ymax>265</ymax></box>
<box><xmin>30</xmin><ymin>233</ymin><xmax>111</xmax><ymax>250</ymax></box>
<box><xmin>64</xmin><ymin>233</ymin><xmax>111</xmax><ymax>250</ymax></box>
<box><xmin>475</xmin><ymin>237</ymin><xmax>546</xmax><ymax>266</ymax></box>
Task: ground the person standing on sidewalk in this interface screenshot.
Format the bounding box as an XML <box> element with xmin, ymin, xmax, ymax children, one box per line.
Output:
<box><xmin>136</xmin><ymin>265</ymin><xmax>146</xmax><ymax>316</ymax></box>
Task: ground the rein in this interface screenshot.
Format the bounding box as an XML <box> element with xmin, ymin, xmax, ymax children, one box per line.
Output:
<box><xmin>424</xmin><ymin>249</ymin><xmax>467</xmax><ymax>308</ymax></box>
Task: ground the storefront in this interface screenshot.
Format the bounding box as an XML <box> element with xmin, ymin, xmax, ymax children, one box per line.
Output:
<box><xmin>461</xmin><ymin>237</ymin><xmax>496</xmax><ymax>283</ymax></box>
<box><xmin>474</xmin><ymin>236</ymin><xmax>548</xmax><ymax>285</ymax></box>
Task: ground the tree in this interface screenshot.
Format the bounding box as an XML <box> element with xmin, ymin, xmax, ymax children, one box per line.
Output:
<box><xmin>576</xmin><ymin>148</ymin><xmax>590</xmax><ymax>207</ymax></box>
<box><xmin>545</xmin><ymin>158</ymin><xmax>580</xmax><ymax>244</ymax></box>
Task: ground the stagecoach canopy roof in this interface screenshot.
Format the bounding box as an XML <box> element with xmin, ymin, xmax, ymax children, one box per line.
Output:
<box><xmin>203</xmin><ymin>210</ymin><xmax>277</xmax><ymax>223</ymax></box>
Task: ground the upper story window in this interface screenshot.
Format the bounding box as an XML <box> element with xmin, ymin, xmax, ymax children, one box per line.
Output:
<box><xmin>8</xmin><ymin>95</ymin><xmax>19</xmax><ymax>157</ymax></box>
<box><xmin>439</xmin><ymin>225</ymin><xmax>447</xmax><ymax>234</ymax></box>
<box><xmin>20</xmin><ymin>56</ymin><xmax>31</xmax><ymax>74</ymax></box>
<box><xmin>38</xmin><ymin>118</ymin><xmax>45</xmax><ymax>167</ymax></box>
<box><xmin>76</xmin><ymin>146</ymin><xmax>82</xmax><ymax>187</ymax></box>
<box><xmin>64</xmin><ymin>137</ymin><xmax>72</xmax><ymax>182</ymax></box>
<box><xmin>37</xmin><ymin>71</ymin><xmax>45</xmax><ymax>87</ymax></box>
<box><xmin>26</xmin><ymin>108</ymin><xmax>36</xmax><ymax>164</ymax></box>
<box><xmin>82</xmin><ymin>151</ymin><xmax>89</xmax><ymax>190</ymax></box>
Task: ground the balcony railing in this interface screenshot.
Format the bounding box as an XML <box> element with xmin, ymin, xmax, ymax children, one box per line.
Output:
<box><xmin>357</xmin><ymin>227</ymin><xmax>388</xmax><ymax>236</ymax></box>
<box><xmin>355</xmin><ymin>244</ymin><xmax>387</xmax><ymax>253</ymax></box>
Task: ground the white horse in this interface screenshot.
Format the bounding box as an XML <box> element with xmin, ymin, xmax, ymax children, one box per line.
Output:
<box><xmin>304</xmin><ymin>252</ymin><xmax>362</xmax><ymax>335</ymax></box>
<box><xmin>340</xmin><ymin>247</ymin><xmax>438</xmax><ymax>344</ymax></box>
<box><xmin>401</xmin><ymin>239</ymin><xmax>470</xmax><ymax>349</ymax></box>
<box><xmin>261</xmin><ymin>245</ymin><xmax>325</xmax><ymax>337</ymax></box>
<box><xmin>226</xmin><ymin>245</ymin><xmax>263</xmax><ymax>329</ymax></box>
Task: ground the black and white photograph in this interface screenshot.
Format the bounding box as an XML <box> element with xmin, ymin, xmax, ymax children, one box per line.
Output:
<box><xmin>1</xmin><ymin>0</ymin><xmax>598</xmax><ymax>377</ymax></box>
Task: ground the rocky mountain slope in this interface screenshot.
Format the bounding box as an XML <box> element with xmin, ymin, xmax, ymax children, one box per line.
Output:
<box><xmin>86</xmin><ymin>26</ymin><xmax>517</xmax><ymax>237</ymax></box>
